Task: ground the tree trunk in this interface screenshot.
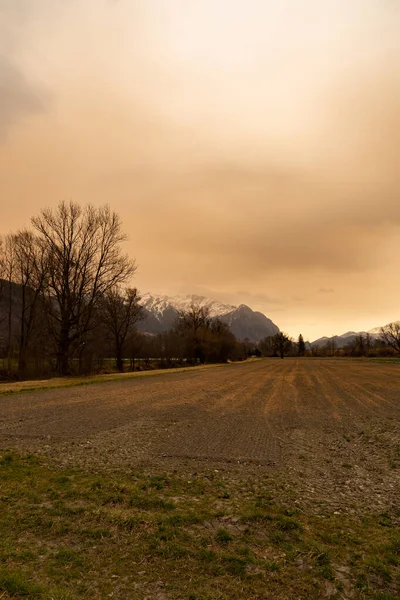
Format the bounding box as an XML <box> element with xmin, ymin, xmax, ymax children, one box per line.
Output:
<box><xmin>18</xmin><ymin>285</ymin><xmax>27</xmax><ymax>378</ymax></box>
<box><xmin>116</xmin><ymin>342</ymin><xmax>124</xmax><ymax>373</ymax></box>
<box><xmin>57</xmin><ymin>351</ymin><xmax>70</xmax><ymax>376</ymax></box>
<box><xmin>18</xmin><ymin>347</ymin><xmax>27</xmax><ymax>378</ymax></box>
<box><xmin>57</xmin><ymin>323</ymin><xmax>70</xmax><ymax>376</ymax></box>
<box><xmin>7</xmin><ymin>281</ymin><xmax>13</xmax><ymax>374</ymax></box>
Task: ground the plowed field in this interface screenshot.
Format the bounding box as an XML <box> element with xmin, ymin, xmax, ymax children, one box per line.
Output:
<box><xmin>1</xmin><ymin>359</ymin><xmax>400</xmax><ymax>514</ymax></box>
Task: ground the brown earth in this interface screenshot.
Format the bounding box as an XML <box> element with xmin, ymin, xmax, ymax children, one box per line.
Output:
<box><xmin>1</xmin><ymin>358</ymin><xmax>400</xmax><ymax>515</ymax></box>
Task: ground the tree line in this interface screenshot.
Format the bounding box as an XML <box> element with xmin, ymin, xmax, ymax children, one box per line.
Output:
<box><xmin>306</xmin><ymin>327</ymin><xmax>400</xmax><ymax>358</ymax></box>
<box><xmin>258</xmin><ymin>329</ymin><xmax>400</xmax><ymax>359</ymax></box>
<box><xmin>2</xmin><ymin>201</ymin><xmax>399</xmax><ymax>380</ymax></box>
<box><xmin>0</xmin><ymin>201</ymin><xmax>251</xmax><ymax>380</ymax></box>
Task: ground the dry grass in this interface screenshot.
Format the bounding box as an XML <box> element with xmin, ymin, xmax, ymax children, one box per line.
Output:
<box><xmin>0</xmin><ymin>362</ymin><xmax>230</xmax><ymax>396</ymax></box>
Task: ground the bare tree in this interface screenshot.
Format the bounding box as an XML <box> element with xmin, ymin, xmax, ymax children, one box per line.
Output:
<box><xmin>177</xmin><ymin>304</ymin><xmax>212</xmax><ymax>334</ymax></box>
<box><xmin>352</xmin><ymin>333</ymin><xmax>372</xmax><ymax>357</ymax></box>
<box><xmin>0</xmin><ymin>235</ymin><xmax>5</xmax><ymax>325</ymax></box>
<box><xmin>0</xmin><ymin>236</ymin><xmax>6</xmax><ymax>362</ymax></box>
<box><xmin>380</xmin><ymin>322</ymin><xmax>400</xmax><ymax>355</ymax></box>
<box><xmin>365</xmin><ymin>332</ymin><xmax>372</xmax><ymax>356</ymax></box>
<box><xmin>260</xmin><ymin>336</ymin><xmax>275</xmax><ymax>357</ymax></box>
<box><xmin>176</xmin><ymin>304</ymin><xmax>212</xmax><ymax>363</ymax></box>
<box><xmin>0</xmin><ymin>235</ymin><xmax>4</xmax><ymax>279</ymax></box>
<box><xmin>273</xmin><ymin>332</ymin><xmax>292</xmax><ymax>359</ymax></box>
<box><xmin>11</xmin><ymin>230</ymin><xmax>48</xmax><ymax>376</ymax></box>
<box><xmin>2</xmin><ymin>235</ymin><xmax>16</xmax><ymax>372</ymax></box>
<box><xmin>32</xmin><ymin>201</ymin><xmax>136</xmax><ymax>375</ymax></box>
<box><xmin>207</xmin><ymin>319</ymin><xmax>236</xmax><ymax>363</ymax></box>
<box><xmin>126</xmin><ymin>329</ymin><xmax>146</xmax><ymax>371</ymax></box>
<box><xmin>101</xmin><ymin>286</ymin><xmax>144</xmax><ymax>372</ymax></box>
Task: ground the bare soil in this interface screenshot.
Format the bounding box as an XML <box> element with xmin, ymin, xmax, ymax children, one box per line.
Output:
<box><xmin>1</xmin><ymin>358</ymin><xmax>400</xmax><ymax>515</ymax></box>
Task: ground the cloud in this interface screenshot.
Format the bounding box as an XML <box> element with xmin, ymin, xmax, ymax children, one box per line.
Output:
<box><xmin>236</xmin><ymin>292</ymin><xmax>284</xmax><ymax>305</ymax></box>
<box><xmin>0</xmin><ymin>2</ymin><xmax>51</xmax><ymax>139</ymax></box>
<box><xmin>0</xmin><ymin>56</ymin><xmax>46</xmax><ymax>139</ymax></box>
<box><xmin>0</xmin><ymin>0</ymin><xmax>400</xmax><ymax>340</ymax></box>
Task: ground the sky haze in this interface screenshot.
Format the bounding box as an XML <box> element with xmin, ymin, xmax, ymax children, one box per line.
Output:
<box><xmin>1</xmin><ymin>0</ymin><xmax>399</xmax><ymax>340</ymax></box>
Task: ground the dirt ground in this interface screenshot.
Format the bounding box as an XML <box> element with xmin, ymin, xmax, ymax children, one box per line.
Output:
<box><xmin>1</xmin><ymin>358</ymin><xmax>400</xmax><ymax>515</ymax></box>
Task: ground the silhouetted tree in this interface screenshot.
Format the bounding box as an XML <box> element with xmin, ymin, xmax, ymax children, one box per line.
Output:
<box><xmin>176</xmin><ymin>304</ymin><xmax>212</xmax><ymax>363</ymax></box>
<box><xmin>259</xmin><ymin>336</ymin><xmax>276</xmax><ymax>357</ymax></box>
<box><xmin>101</xmin><ymin>286</ymin><xmax>144</xmax><ymax>372</ymax></box>
<box><xmin>32</xmin><ymin>201</ymin><xmax>136</xmax><ymax>375</ymax></box>
<box><xmin>297</xmin><ymin>334</ymin><xmax>305</xmax><ymax>356</ymax></box>
<box><xmin>273</xmin><ymin>332</ymin><xmax>292</xmax><ymax>359</ymax></box>
<box><xmin>2</xmin><ymin>235</ymin><xmax>16</xmax><ymax>372</ymax></box>
<box><xmin>206</xmin><ymin>319</ymin><xmax>237</xmax><ymax>362</ymax></box>
<box><xmin>325</xmin><ymin>338</ymin><xmax>337</xmax><ymax>357</ymax></box>
<box><xmin>380</xmin><ymin>322</ymin><xmax>400</xmax><ymax>355</ymax></box>
<box><xmin>174</xmin><ymin>305</ymin><xmax>239</xmax><ymax>364</ymax></box>
<box><xmin>11</xmin><ymin>230</ymin><xmax>48</xmax><ymax>376</ymax></box>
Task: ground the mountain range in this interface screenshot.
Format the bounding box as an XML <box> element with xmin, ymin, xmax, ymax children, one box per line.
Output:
<box><xmin>0</xmin><ymin>278</ymin><xmax>391</xmax><ymax>347</ymax></box>
<box><xmin>310</xmin><ymin>326</ymin><xmax>384</xmax><ymax>348</ymax></box>
<box><xmin>137</xmin><ymin>293</ymin><xmax>280</xmax><ymax>342</ymax></box>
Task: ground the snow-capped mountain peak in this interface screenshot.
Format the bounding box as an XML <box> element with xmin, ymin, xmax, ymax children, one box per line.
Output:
<box><xmin>140</xmin><ymin>293</ymin><xmax>236</xmax><ymax>319</ymax></box>
<box><xmin>137</xmin><ymin>293</ymin><xmax>280</xmax><ymax>342</ymax></box>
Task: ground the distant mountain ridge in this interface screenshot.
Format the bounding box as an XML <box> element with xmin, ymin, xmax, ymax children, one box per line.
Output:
<box><xmin>137</xmin><ymin>293</ymin><xmax>280</xmax><ymax>342</ymax></box>
<box><xmin>311</xmin><ymin>326</ymin><xmax>385</xmax><ymax>348</ymax></box>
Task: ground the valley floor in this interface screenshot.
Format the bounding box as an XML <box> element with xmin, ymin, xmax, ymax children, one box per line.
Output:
<box><xmin>0</xmin><ymin>359</ymin><xmax>399</xmax><ymax>598</ymax></box>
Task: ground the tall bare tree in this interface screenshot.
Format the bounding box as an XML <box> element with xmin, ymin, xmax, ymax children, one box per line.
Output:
<box><xmin>11</xmin><ymin>230</ymin><xmax>48</xmax><ymax>376</ymax></box>
<box><xmin>32</xmin><ymin>201</ymin><xmax>136</xmax><ymax>375</ymax></box>
<box><xmin>2</xmin><ymin>235</ymin><xmax>16</xmax><ymax>372</ymax></box>
<box><xmin>0</xmin><ymin>236</ymin><xmax>6</xmax><ymax>362</ymax></box>
<box><xmin>380</xmin><ymin>322</ymin><xmax>400</xmax><ymax>355</ymax></box>
<box><xmin>101</xmin><ymin>286</ymin><xmax>144</xmax><ymax>372</ymax></box>
<box><xmin>0</xmin><ymin>235</ymin><xmax>5</xmax><ymax>325</ymax></box>
<box><xmin>176</xmin><ymin>304</ymin><xmax>211</xmax><ymax>363</ymax></box>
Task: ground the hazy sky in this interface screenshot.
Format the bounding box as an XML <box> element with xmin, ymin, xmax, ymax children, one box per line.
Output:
<box><xmin>1</xmin><ymin>0</ymin><xmax>399</xmax><ymax>340</ymax></box>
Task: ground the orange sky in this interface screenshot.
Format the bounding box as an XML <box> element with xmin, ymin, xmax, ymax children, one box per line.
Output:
<box><xmin>1</xmin><ymin>0</ymin><xmax>399</xmax><ymax>340</ymax></box>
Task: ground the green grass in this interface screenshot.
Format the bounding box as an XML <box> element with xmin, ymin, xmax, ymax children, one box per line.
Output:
<box><xmin>215</xmin><ymin>527</ymin><xmax>233</xmax><ymax>544</ymax></box>
<box><xmin>0</xmin><ymin>453</ymin><xmax>399</xmax><ymax>599</ymax></box>
<box><xmin>0</xmin><ymin>569</ymin><xmax>44</xmax><ymax>597</ymax></box>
